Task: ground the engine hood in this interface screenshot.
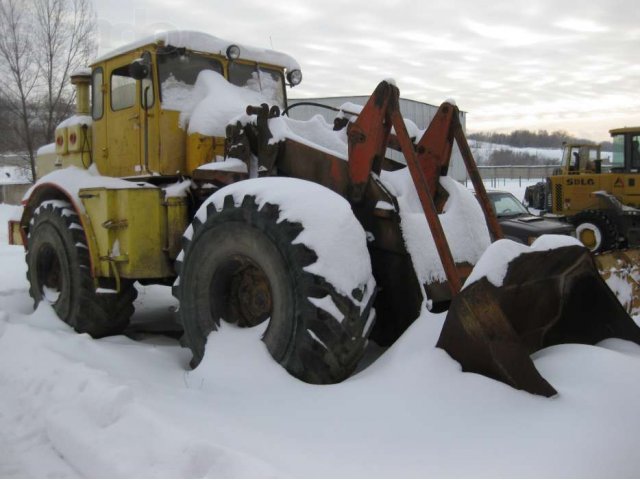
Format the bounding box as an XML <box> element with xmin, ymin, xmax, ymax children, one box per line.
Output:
<box><xmin>499</xmin><ymin>214</ymin><xmax>575</xmax><ymax>243</ymax></box>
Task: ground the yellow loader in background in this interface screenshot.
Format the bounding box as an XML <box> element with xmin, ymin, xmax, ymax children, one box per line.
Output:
<box><xmin>525</xmin><ymin>130</ymin><xmax>640</xmax><ymax>315</ymax></box>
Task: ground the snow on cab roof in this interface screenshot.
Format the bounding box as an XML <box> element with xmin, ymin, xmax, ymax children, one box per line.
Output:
<box><xmin>92</xmin><ymin>30</ymin><xmax>301</xmax><ymax>72</ymax></box>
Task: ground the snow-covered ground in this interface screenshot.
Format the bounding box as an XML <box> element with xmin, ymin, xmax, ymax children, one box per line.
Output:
<box><xmin>482</xmin><ymin>177</ymin><xmax>534</xmax><ymax>201</ymax></box>
<box><xmin>470</xmin><ymin>139</ymin><xmax>564</xmax><ymax>164</ymax></box>
<box><xmin>2</xmin><ymin>178</ymin><xmax>640</xmax><ymax>477</ymax></box>
<box><xmin>0</xmin><ymin>165</ymin><xmax>30</xmax><ymax>185</ymax></box>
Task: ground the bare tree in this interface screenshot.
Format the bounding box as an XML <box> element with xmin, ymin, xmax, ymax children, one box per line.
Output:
<box><xmin>0</xmin><ymin>0</ymin><xmax>96</xmax><ymax>181</ymax></box>
<box><xmin>0</xmin><ymin>0</ymin><xmax>39</xmax><ymax>180</ymax></box>
<box><xmin>34</xmin><ymin>0</ymin><xmax>96</xmax><ymax>143</ymax></box>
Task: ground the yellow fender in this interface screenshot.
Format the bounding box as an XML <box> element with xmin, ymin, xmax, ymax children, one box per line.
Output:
<box><xmin>19</xmin><ymin>184</ymin><xmax>101</xmax><ymax>281</ymax></box>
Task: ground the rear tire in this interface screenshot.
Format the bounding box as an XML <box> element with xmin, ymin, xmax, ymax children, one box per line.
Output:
<box><xmin>174</xmin><ymin>193</ymin><xmax>375</xmax><ymax>384</ymax></box>
<box><xmin>571</xmin><ymin>210</ymin><xmax>618</xmax><ymax>253</ymax></box>
<box><xmin>524</xmin><ymin>181</ymin><xmax>546</xmax><ymax>210</ymax></box>
<box><xmin>26</xmin><ymin>200</ymin><xmax>137</xmax><ymax>337</ymax></box>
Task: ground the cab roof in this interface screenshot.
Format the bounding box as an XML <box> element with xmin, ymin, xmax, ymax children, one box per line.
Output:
<box><xmin>610</xmin><ymin>126</ymin><xmax>640</xmax><ymax>136</ymax></box>
<box><xmin>92</xmin><ymin>30</ymin><xmax>301</xmax><ymax>72</ymax></box>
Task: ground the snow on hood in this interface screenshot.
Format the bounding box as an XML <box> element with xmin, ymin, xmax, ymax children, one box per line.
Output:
<box><xmin>178</xmin><ymin>71</ymin><xmax>351</xmax><ymax>157</ymax></box>
<box><xmin>335</xmin><ymin>101</ymin><xmax>422</xmax><ymax>140</ymax></box>
<box><xmin>25</xmin><ymin>166</ymin><xmax>155</xmax><ymax>212</ymax></box>
<box><xmin>266</xmin><ymin>103</ymin><xmax>423</xmax><ymax>160</ymax></box>
<box><xmin>196</xmin><ymin>158</ymin><xmax>248</xmax><ymax>173</ymax></box>
<box><xmin>268</xmin><ymin>114</ymin><xmax>349</xmax><ymax>160</ymax></box>
<box><xmin>162</xmin><ymin>179</ymin><xmax>192</xmax><ymax>198</ymax></box>
<box><xmin>93</xmin><ymin>30</ymin><xmax>301</xmax><ymax>73</ymax></box>
<box><xmin>380</xmin><ymin>170</ymin><xmax>492</xmax><ymax>288</ymax></box>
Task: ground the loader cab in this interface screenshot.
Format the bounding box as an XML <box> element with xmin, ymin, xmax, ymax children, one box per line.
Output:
<box><xmin>561</xmin><ymin>143</ymin><xmax>602</xmax><ymax>174</ymax></box>
<box><xmin>88</xmin><ymin>31</ymin><xmax>301</xmax><ymax>180</ymax></box>
<box><xmin>89</xmin><ymin>51</ymin><xmax>156</xmax><ymax>177</ymax></box>
<box><xmin>610</xmin><ymin>127</ymin><xmax>640</xmax><ymax>173</ymax></box>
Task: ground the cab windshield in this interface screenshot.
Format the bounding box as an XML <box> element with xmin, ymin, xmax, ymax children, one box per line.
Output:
<box><xmin>157</xmin><ymin>49</ymin><xmax>224</xmax><ymax>110</ymax></box>
<box><xmin>612</xmin><ymin>134</ymin><xmax>625</xmax><ymax>169</ymax></box>
<box><xmin>157</xmin><ymin>48</ymin><xmax>286</xmax><ymax>110</ymax></box>
<box><xmin>489</xmin><ymin>192</ymin><xmax>529</xmax><ymax>217</ymax></box>
<box><xmin>228</xmin><ymin>62</ymin><xmax>285</xmax><ymax>109</ymax></box>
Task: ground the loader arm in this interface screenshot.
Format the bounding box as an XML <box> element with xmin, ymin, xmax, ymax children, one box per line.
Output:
<box><xmin>343</xmin><ymin>81</ymin><xmax>640</xmax><ymax>397</ymax></box>
<box><xmin>346</xmin><ymin>81</ymin><xmax>503</xmax><ymax>296</ymax></box>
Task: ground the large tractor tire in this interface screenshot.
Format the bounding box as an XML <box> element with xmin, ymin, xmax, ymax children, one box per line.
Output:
<box><xmin>570</xmin><ymin>210</ymin><xmax>618</xmax><ymax>253</ymax></box>
<box><xmin>174</xmin><ymin>186</ymin><xmax>375</xmax><ymax>384</ymax></box>
<box><xmin>25</xmin><ymin>200</ymin><xmax>137</xmax><ymax>337</ymax></box>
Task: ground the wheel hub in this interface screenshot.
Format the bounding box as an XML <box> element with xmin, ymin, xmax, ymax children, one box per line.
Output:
<box><xmin>579</xmin><ymin>229</ymin><xmax>596</xmax><ymax>249</ymax></box>
<box><xmin>576</xmin><ymin>222</ymin><xmax>602</xmax><ymax>252</ymax></box>
<box><xmin>36</xmin><ymin>243</ymin><xmax>63</xmax><ymax>304</ymax></box>
<box><xmin>227</xmin><ymin>257</ymin><xmax>272</xmax><ymax>327</ymax></box>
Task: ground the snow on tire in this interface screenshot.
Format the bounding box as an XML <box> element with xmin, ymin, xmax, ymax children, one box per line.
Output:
<box><xmin>173</xmin><ymin>178</ymin><xmax>376</xmax><ymax>384</ymax></box>
<box><xmin>25</xmin><ymin>200</ymin><xmax>137</xmax><ymax>337</ymax></box>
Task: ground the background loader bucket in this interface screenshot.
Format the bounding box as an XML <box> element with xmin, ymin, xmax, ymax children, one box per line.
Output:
<box><xmin>437</xmin><ymin>245</ymin><xmax>640</xmax><ymax>397</ymax></box>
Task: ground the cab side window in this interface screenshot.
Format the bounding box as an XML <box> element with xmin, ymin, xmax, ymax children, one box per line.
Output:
<box><xmin>141</xmin><ymin>51</ymin><xmax>154</xmax><ymax>109</ymax></box>
<box><xmin>111</xmin><ymin>65</ymin><xmax>136</xmax><ymax>111</ymax></box>
<box><xmin>92</xmin><ymin>68</ymin><xmax>103</xmax><ymax>120</ymax></box>
<box><xmin>632</xmin><ymin>135</ymin><xmax>640</xmax><ymax>170</ymax></box>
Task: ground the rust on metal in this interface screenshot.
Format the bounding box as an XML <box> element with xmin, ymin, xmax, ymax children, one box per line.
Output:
<box><xmin>413</xmin><ymin>103</ymin><xmax>455</xmax><ymax>194</ymax></box>
<box><xmin>278</xmin><ymin>139</ymin><xmax>352</xmax><ymax>197</ymax></box>
<box><xmin>347</xmin><ymin>82</ymin><xmax>394</xmax><ymax>202</ymax></box>
<box><xmin>438</xmin><ymin>245</ymin><xmax>640</xmax><ymax>396</ymax></box>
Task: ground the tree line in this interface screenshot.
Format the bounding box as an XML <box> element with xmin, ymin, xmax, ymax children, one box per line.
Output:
<box><xmin>0</xmin><ymin>0</ymin><xmax>95</xmax><ymax>181</ymax></box>
<box><xmin>468</xmin><ymin>129</ymin><xmax>613</xmax><ymax>151</ymax></box>
<box><xmin>480</xmin><ymin>150</ymin><xmax>560</xmax><ymax>167</ymax></box>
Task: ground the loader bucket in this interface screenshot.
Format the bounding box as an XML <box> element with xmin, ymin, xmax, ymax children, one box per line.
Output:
<box><xmin>437</xmin><ymin>245</ymin><xmax>640</xmax><ymax>397</ymax></box>
<box><xmin>594</xmin><ymin>249</ymin><xmax>640</xmax><ymax>316</ymax></box>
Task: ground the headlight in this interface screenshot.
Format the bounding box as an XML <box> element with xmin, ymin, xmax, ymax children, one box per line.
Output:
<box><xmin>226</xmin><ymin>44</ymin><xmax>241</xmax><ymax>60</ymax></box>
<box><xmin>287</xmin><ymin>69</ymin><xmax>302</xmax><ymax>86</ymax></box>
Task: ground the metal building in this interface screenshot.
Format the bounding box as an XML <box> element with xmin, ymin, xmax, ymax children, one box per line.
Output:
<box><xmin>287</xmin><ymin>96</ymin><xmax>468</xmax><ymax>181</ymax></box>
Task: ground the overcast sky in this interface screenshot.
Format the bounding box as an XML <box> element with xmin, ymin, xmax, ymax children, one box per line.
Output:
<box><xmin>95</xmin><ymin>0</ymin><xmax>639</xmax><ymax>141</ymax></box>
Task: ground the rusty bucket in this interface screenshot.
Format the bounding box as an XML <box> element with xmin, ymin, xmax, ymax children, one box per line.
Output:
<box><xmin>437</xmin><ymin>245</ymin><xmax>640</xmax><ymax>396</ymax></box>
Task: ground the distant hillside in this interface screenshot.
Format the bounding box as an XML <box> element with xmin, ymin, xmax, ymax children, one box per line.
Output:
<box><xmin>469</xmin><ymin>140</ymin><xmax>613</xmax><ymax>166</ymax></box>
<box><xmin>468</xmin><ymin>129</ymin><xmax>613</xmax><ymax>151</ymax></box>
<box><xmin>467</xmin><ymin>130</ymin><xmax>613</xmax><ymax>166</ymax></box>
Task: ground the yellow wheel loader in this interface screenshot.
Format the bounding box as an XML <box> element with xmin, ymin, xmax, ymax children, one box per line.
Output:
<box><xmin>525</xmin><ymin>132</ymin><xmax>640</xmax><ymax>315</ymax></box>
<box><xmin>525</xmin><ymin>136</ymin><xmax>640</xmax><ymax>252</ymax></box>
<box><xmin>9</xmin><ymin>30</ymin><xmax>640</xmax><ymax>396</ymax></box>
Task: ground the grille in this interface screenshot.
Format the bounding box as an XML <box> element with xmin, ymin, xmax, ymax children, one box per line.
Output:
<box><xmin>554</xmin><ymin>184</ymin><xmax>563</xmax><ymax>211</ymax></box>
